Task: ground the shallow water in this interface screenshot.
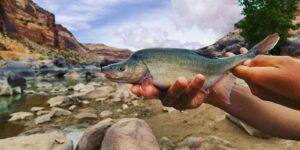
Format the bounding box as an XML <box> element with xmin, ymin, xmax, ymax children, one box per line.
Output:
<box><xmin>0</xmin><ymin>77</ymin><xmax>103</xmax><ymax>139</ymax></box>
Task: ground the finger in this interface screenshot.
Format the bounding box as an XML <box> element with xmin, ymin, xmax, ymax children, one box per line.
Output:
<box><xmin>240</xmin><ymin>47</ymin><xmax>248</xmax><ymax>54</ymax></box>
<box><xmin>188</xmin><ymin>91</ymin><xmax>206</xmax><ymax>108</ymax></box>
<box><xmin>231</xmin><ymin>65</ymin><xmax>252</xmax><ymax>80</ymax></box>
<box><xmin>138</xmin><ymin>85</ymin><xmax>161</xmax><ymax>98</ymax></box>
<box><xmin>184</xmin><ymin>74</ymin><xmax>205</xmax><ymax>100</ymax></box>
<box><xmin>163</xmin><ymin>77</ymin><xmax>188</xmax><ymax>106</ymax></box>
<box><xmin>131</xmin><ymin>85</ymin><xmax>140</xmax><ymax>95</ymax></box>
<box><xmin>250</xmin><ymin>55</ymin><xmax>285</xmax><ymax>67</ymax></box>
<box><xmin>224</xmin><ymin>52</ymin><xmax>235</xmax><ymax>57</ymax></box>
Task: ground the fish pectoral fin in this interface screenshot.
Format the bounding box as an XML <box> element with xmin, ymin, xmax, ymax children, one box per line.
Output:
<box><xmin>212</xmin><ymin>74</ymin><xmax>236</xmax><ymax>104</ymax></box>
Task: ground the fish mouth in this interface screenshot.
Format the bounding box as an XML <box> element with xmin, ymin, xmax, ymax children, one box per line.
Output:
<box><xmin>104</xmin><ymin>74</ymin><xmax>127</xmax><ymax>83</ymax></box>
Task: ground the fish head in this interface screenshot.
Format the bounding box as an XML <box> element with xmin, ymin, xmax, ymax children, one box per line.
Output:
<box><xmin>101</xmin><ymin>58</ymin><xmax>148</xmax><ymax>83</ymax></box>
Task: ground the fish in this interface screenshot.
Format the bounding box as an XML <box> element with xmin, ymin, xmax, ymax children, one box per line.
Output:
<box><xmin>101</xmin><ymin>33</ymin><xmax>280</xmax><ymax>104</ymax></box>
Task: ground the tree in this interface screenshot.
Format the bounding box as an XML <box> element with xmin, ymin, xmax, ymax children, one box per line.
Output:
<box><xmin>238</xmin><ymin>0</ymin><xmax>298</xmax><ymax>53</ymax></box>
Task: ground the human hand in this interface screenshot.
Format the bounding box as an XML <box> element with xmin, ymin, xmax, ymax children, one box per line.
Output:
<box><xmin>232</xmin><ymin>55</ymin><xmax>300</xmax><ymax>102</ymax></box>
<box><xmin>131</xmin><ymin>75</ymin><xmax>207</xmax><ymax>110</ymax></box>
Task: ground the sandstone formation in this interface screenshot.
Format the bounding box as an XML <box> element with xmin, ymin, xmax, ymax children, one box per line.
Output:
<box><xmin>0</xmin><ymin>0</ymin><xmax>86</xmax><ymax>52</ymax></box>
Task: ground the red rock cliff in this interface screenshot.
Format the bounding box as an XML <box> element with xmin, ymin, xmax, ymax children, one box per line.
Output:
<box><xmin>0</xmin><ymin>0</ymin><xmax>86</xmax><ymax>52</ymax></box>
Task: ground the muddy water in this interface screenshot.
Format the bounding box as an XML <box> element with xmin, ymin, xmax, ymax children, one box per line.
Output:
<box><xmin>0</xmin><ymin>94</ymin><xmax>52</xmax><ymax>139</ymax></box>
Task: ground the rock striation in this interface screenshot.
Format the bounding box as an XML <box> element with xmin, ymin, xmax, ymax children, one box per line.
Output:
<box><xmin>0</xmin><ymin>0</ymin><xmax>86</xmax><ymax>52</ymax></box>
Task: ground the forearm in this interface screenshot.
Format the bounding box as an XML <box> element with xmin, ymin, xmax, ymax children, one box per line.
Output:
<box><xmin>209</xmin><ymin>85</ymin><xmax>300</xmax><ymax>140</ymax></box>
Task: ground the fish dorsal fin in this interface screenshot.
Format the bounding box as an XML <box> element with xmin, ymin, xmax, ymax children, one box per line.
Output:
<box><xmin>195</xmin><ymin>46</ymin><xmax>222</xmax><ymax>58</ymax></box>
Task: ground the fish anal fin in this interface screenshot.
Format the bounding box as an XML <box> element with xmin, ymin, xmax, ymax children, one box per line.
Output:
<box><xmin>212</xmin><ymin>74</ymin><xmax>236</xmax><ymax>104</ymax></box>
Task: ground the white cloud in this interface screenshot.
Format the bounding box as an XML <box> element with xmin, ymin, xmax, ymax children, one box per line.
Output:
<box><xmin>33</xmin><ymin>0</ymin><xmax>243</xmax><ymax>50</ymax></box>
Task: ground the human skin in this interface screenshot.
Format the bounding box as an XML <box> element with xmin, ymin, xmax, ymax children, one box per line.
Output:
<box><xmin>131</xmin><ymin>48</ymin><xmax>300</xmax><ymax>140</ymax></box>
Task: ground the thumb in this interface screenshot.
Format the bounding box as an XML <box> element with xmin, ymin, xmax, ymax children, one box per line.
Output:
<box><xmin>232</xmin><ymin>65</ymin><xmax>252</xmax><ymax>80</ymax></box>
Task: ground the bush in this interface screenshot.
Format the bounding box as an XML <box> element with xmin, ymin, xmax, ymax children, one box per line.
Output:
<box><xmin>238</xmin><ymin>0</ymin><xmax>298</xmax><ymax>54</ymax></box>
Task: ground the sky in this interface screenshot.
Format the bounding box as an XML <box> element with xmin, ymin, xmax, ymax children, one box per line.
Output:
<box><xmin>33</xmin><ymin>0</ymin><xmax>243</xmax><ymax>51</ymax></box>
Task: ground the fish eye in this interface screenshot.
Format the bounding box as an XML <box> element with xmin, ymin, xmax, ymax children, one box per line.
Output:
<box><xmin>118</xmin><ymin>67</ymin><xmax>125</xmax><ymax>72</ymax></box>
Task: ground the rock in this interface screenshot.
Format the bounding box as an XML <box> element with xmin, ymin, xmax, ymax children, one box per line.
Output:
<box><xmin>8</xmin><ymin>112</ymin><xmax>34</xmax><ymax>122</ymax></box>
<box><xmin>87</xmin><ymin>82</ymin><xmax>101</xmax><ymax>87</ymax></box>
<box><xmin>69</xmin><ymin>105</ymin><xmax>77</xmax><ymax>111</ymax></box>
<box><xmin>73</xmin><ymin>83</ymin><xmax>86</xmax><ymax>91</ymax></box>
<box><xmin>76</xmin><ymin>119</ymin><xmax>113</xmax><ymax>150</ymax></box>
<box><xmin>47</xmin><ymin>96</ymin><xmax>68</xmax><ymax>107</ymax></box>
<box><xmin>51</xmin><ymin>107</ymin><xmax>72</xmax><ymax>117</ymax></box>
<box><xmin>101</xmin><ymin>118</ymin><xmax>159</xmax><ymax>150</ymax></box>
<box><xmin>1</xmin><ymin>0</ymin><xmax>86</xmax><ymax>52</ymax></box>
<box><xmin>111</xmin><ymin>97</ymin><xmax>122</xmax><ymax>102</ymax></box>
<box><xmin>36</xmin><ymin>110</ymin><xmax>50</xmax><ymax>116</ymax></box>
<box><xmin>159</xmin><ymin>137</ymin><xmax>175</xmax><ymax>150</ymax></box>
<box><xmin>0</xmin><ymin>78</ymin><xmax>13</xmax><ymax>96</ymax></box>
<box><xmin>75</xmin><ymin>113</ymin><xmax>98</xmax><ymax>120</ymax></box>
<box><xmin>131</xmin><ymin>100</ymin><xmax>138</xmax><ymax>106</ymax></box>
<box><xmin>82</xmin><ymin>101</ymin><xmax>90</xmax><ymax>105</ymax></box>
<box><xmin>80</xmin><ymin>90</ymin><xmax>107</xmax><ymax>100</ymax></box>
<box><xmin>73</xmin><ymin>83</ymin><xmax>95</xmax><ymax>93</ymax></box>
<box><xmin>122</xmin><ymin>104</ymin><xmax>129</xmax><ymax>110</ymax></box>
<box><xmin>12</xmin><ymin>87</ymin><xmax>22</xmax><ymax>94</ymax></box>
<box><xmin>226</xmin><ymin>115</ymin><xmax>271</xmax><ymax>138</ymax></box>
<box><xmin>7</xmin><ymin>74</ymin><xmax>26</xmax><ymax>90</ymax></box>
<box><xmin>176</xmin><ymin>135</ymin><xmax>236</xmax><ymax>150</ymax></box>
<box><xmin>24</xmin><ymin>90</ymin><xmax>36</xmax><ymax>94</ymax></box>
<box><xmin>51</xmin><ymin>84</ymin><xmax>68</xmax><ymax>94</ymax></box>
<box><xmin>30</xmin><ymin>107</ymin><xmax>44</xmax><ymax>112</ymax></box>
<box><xmin>96</xmin><ymin>86</ymin><xmax>116</xmax><ymax>93</ymax></box>
<box><xmin>36</xmin><ymin>82</ymin><xmax>53</xmax><ymax>91</ymax></box>
<box><xmin>0</xmin><ymin>131</ymin><xmax>73</xmax><ymax>150</ymax></box>
<box><xmin>95</xmin><ymin>97</ymin><xmax>107</xmax><ymax>102</ymax></box>
<box><xmin>163</xmin><ymin>107</ymin><xmax>176</xmax><ymax>113</ymax></box>
<box><xmin>115</xmin><ymin>109</ymin><xmax>122</xmax><ymax>113</ymax></box>
<box><xmin>100</xmin><ymin>110</ymin><xmax>113</xmax><ymax>118</ymax></box>
<box><xmin>64</xmin><ymin>71</ymin><xmax>81</xmax><ymax>80</ymax></box>
<box><xmin>35</xmin><ymin>113</ymin><xmax>53</xmax><ymax>124</ymax></box>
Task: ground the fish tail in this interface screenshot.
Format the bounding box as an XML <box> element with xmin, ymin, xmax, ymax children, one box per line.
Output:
<box><xmin>249</xmin><ymin>33</ymin><xmax>280</xmax><ymax>55</ymax></box>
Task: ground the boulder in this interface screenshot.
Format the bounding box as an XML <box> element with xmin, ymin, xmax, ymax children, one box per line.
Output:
<box><xmin>0</xmin><ymin>131</ymin><xmax>73</xmax><ymax>150</ymax></box>
<box><xmin>30</xmin><ymin>107</ymin><xmax>44</xmax><ymax>112</ymax></box>
<box><xmin>76</xmin><ymin>119</ymin><xmax>113</xmax><ymax>150</ymax></box>
<box><xmin>0</xmin><ymin>78</ymin><xmax>13</xmax><ymax>96</ymax></box>
<box><xmin>7</xmin><ymin>74</ymin><xmax>27</xmax><ymax>90</ymax></box>
<box><xmin>51</xmin><ymin>107</ymin><xmax>72</xmax><ymax>117</ymax></box>
<box><xmin>8</xmin><ymin>112</ymin><xmax>34</xmax><ymax>122</ymax></box>
<box><xmin>101</xmin><ymin>118</ymin><xmax>159</xmax><ymax>150</ymax></box>
<box><xmin>47</xmin><ymin>96</ymin><xmax>68</xmax><ymax>107</ymax></box>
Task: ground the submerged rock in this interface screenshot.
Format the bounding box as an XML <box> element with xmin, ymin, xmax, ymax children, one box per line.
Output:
<box><xmin>0</xmin><ymin>131</ymin><xmax>73</xmax><ymax>150</ymax></box>
<box><xmin>76</xmin><ymin>119</ymin><xmax>113</xmax><ymax>150</ymax></box>
<box><xmin>101</xmin><ymin>118</ymin><xmax>159</xmax><ymax>150</ymax></box>
<box><xmin>8</xmin><ymin>112</ymin><xmax>34</xmax><ymax>122</ymax></box>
